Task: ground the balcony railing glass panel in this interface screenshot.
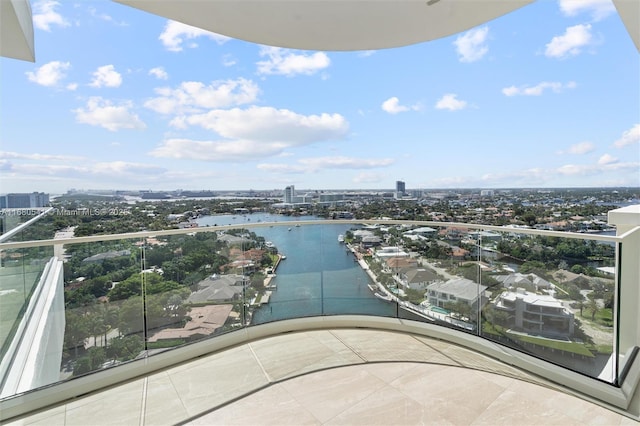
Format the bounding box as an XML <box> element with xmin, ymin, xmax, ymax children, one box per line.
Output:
<box><xmin>0</xmin><ymin>229</ymin><xmax>52</xmax><ymax>359</ymax></box>
<box><xmin>479</xmin><ymin>230</ymin><xmax>616</xmax><ymax>382</ymax></box>
<box><xmin>0</xmin><ymin>220</ymin><xmax>631</xmax><ymax>410</ymax></box>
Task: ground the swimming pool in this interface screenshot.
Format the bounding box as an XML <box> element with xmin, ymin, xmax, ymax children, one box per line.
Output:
<box><xmin>430</xmin><ymin>306</ymin><xmax>450</xmax><ymax>315</ymax></box>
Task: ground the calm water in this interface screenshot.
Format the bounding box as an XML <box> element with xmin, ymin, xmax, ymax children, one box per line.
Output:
<box><xmin>195</xmin><ymin>213</ymin><xmax>396</xmax><ymax>323</ymax></box>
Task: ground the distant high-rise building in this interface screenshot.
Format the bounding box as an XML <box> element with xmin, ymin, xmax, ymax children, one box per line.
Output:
<box><xmin>480</xmin><ymin>190</ymin><xmax>495</xmax><ymax>197</ymax></box>
<box><xmin>284</xmin><ymin>185</ymin><xmax>295</xmax><ymax>204</ymax></box>
<box><xmin>395</xmin><ymin>181</ymin><xmax>406</xmax><ymax>199</ymax></box>
<box><xmin>0</xmin><ymin>192</ymin><xmax>50</xmax><ymax>209</ymax></box>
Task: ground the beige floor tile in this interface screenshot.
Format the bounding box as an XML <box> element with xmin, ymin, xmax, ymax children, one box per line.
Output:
<box><xmin>417</xmin><ymin>336</ymin><xmax>540</xmax><ymax>381</ymax></box>
<box><xmin>279</xmin><ymin>365</ymin><xmax>387</xmax><ymax>423</ymax></box>
<box><xmin>502</xmin><ymin>379</ymin><xmax>625</xmax><ymax>425</ymax></box>
<box><xmin>323</xmin><ymin>382</ymin><xmax>428</xmax><ymax>425</ymax></box>
<box><xmin>392</xmin><ymin>366</ymin><xmax>508</xmax><ymax>424</ymax></box>
<box><xmin>65</xmin><ymin>379</ymin><xmax>144</xmax><ymax>425</ymax></box>
<box><xmin>3</xmin><ymin>406</ymin><xmax>66</xmax><ymax>426</ymax></box>
<box><xmin>144</xmin><ymin>372</ymin><xmax>190</xmax><ymax>426</ymax></box>
<box><xmin>7</xmin><ymin>329</ymin><xmax>635</xmax><ymax>426</ymax></box>
<box><xmin>362</xmin><ymin>361</ymin><xmax>423</xmax><ymax>384</ymax></box>
<box><xmin>331</xmin><ymin>329</ymin><xmax>458</xmax><ymax>365</ymax></box>
<box><xmin>250</xmin><ymin>331</ymin><xmax>363</xmax><ymax>381</ymax></box>
<box><xmin>471</xmin><ymin>387</ymin><xmax>581</xmax><ymax>426</ymax></box>
<box><xmin>187</xmin><ymin>383</ymin><xmax>320</xmax><ymax>426</ymax></box>
<box><xmin>167</xmin><ymin>345</ymin><xmax>269</xmax><ymax>418</ymax></box>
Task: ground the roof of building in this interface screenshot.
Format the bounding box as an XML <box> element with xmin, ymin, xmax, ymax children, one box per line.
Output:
<box><xmin>403</xmin><ymin>268</ymin><xmax>439</xmax><ymax>284</ymax></box>
<box><xmin>188</xmin><ymin>274</ymin><xmax>247</xmax><ymax>303</ymax></box>
<box><xmin>427</xmin><ymin>278</ymin><xmax>487</xmax><ymax>301</ymax></box>
<box><xmin>147</xmin><ymin>305</ymin><xmax>233</xmax><ymax>342</ymax></box>
<box><xmin>499</xmin><ymin>290</ymin><xmax>566</xmax><ymax>309</ymax></box>
<box><xmin>496</xmin><ymin>273</ymin><xmax>551</xmax><ymax>288</ymax></box>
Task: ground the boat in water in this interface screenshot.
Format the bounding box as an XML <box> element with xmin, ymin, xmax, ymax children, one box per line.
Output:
<box><xmin>338</xmin><ymin>234</ymin><xmax>344</xmax><ymax>243</ymax></box>
<box><xmin>374</xmin><ymin>292</ymin><xmax>393</xmax><ymax>302</ymax></box>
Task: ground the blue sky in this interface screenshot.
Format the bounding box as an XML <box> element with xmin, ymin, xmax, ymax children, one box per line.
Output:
<box><xmin>1</xmin><ymin>0</ymin><xmax>638</xmax><ymax>194</ymax></box>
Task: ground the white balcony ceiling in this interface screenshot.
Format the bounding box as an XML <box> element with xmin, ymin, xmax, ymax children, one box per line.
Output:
<box><xmin>114</xmin><ymin>0</ymin><xmax>639</xmax><ymax>52</ymax></box>
<box><xmin>1</xmin><ymin>1</ymin><xmax>637</xmax><ymax>62</ymax></box>
<box><xmin>114</xmin><ymin>0</ymin><xmax>536</xmax><ymax>51</ymax></box>
<box><xmin>0</xmin><ymin>0</ymin><xmax>35</xmax><ymax>61</ymax></box>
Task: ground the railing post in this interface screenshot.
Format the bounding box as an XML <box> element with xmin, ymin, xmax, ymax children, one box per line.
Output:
<box><xmin>608</xmin><ymin>205</ymin><xmax>640</xmax><ymax>386</ymax></box>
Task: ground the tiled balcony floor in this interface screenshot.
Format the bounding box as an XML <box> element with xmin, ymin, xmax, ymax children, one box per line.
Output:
<box><xmin>7</xmin><ymin>329</ymin><xmax>637</xmax><ymax>425</ymax></box>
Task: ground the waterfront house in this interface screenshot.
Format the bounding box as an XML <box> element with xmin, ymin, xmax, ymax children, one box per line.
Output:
<box><xmin>398</xmin><ymin>267</ymin><xmax>440</xmax><ymax>291</ymax></box>
<box><xmin>426</xmin><ymin>278</ymin><xmax>488</xmax><ymax>309</ymax></box>
<box><xmin>493</xmin><ymin>288</ymin><xmax>575</xmax><ymax>337</ymax></box>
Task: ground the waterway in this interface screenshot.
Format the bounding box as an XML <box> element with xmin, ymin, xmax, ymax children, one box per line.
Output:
<box><xmin>195</xmin><ymin>213</ymin><xmax>396</xmax><ymax>323</ymax></box>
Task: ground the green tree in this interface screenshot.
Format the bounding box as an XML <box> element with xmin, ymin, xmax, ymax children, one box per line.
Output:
<box><xmin>73</xmin><ymin>347</ymin><xmax>107</xmax><ymax>376</ymax></box>
<box><xmin>586</xmin><ymin>298</ymin><xmax>599</xmax><ymax>321</ymax></box>
<box><xmin>64</xmin><ymin>310</ymin><xmax>90</xmax><ymax>357</ymax></box>
<box><xmin>106</xmin><ymin>335</ymin><xmax>144</xmax><ymax>361</ymax></box>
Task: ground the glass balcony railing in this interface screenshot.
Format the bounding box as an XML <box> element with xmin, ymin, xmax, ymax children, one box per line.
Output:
<box><xmin>0</xmin><ymin>226</ymin><xmax>53</xmax><ymax>357</ymax></box>
<box><xmin>0</xmin><ymin>215</ymin><xmax>638</xmax><ymax>416</ymax></box>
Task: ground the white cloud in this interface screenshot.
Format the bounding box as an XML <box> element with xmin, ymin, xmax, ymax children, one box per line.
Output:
<box><xmin>556</xmin><ymin>161</ymin><xmax>639</xmax><ymax>176</ymax></box>
<box><xmin>454</xmin><ymin>26</ymin><xmax>489</xmax><ymax>63</ymax></box>
<box><xmin>358</xmin><ymin>50</ymin><xmax>376</xmax><ymax>58</ymax></box>
<box><xmin>0</xmin><ymin>151</ymin><xmax>85</xmax><ymax>161</ymax></box>
<box><xmin>74</xmin><ymin>97</ymin><xmax>146</xmax><ymax>131</ymax></box>
<box><xmin>559</xmin><ymin>0</ymin><xmax>616</xmax><ymax>21</ymax></box>
<box><xmin>33</xmin><ymin>0</ymin><xmax>70</xmax><ymax>31</ymax></box>
<box><xmin>257</xmin><ymin>47</ymin><xmax>330</xmax><ymax>76</ymax></box>
<box><xmin>92</xmin><ymin>161</ymin><xmax>165</xmax><ymax>176</ymax></box>
<box><xmin>159</xmin><ymin>20</ymin><xmax>230</xmax><ymax>52</ymax></box>
<box><xmin>26</xmin><ymin>61</ymin><xmax>70</xmax><ymax>87</ymax></box>
<box><xmin>298</xmin><ymin>156</ymin><xmax>394</xmax><ymax>170</ymax></box>
<box><xmin>431</xmin><ymin>176</ymin><xmax>476</xmax><ymax>187</ymax></box>
<box><xmin>90</xmin><ymin>65</ymin><xmax>122</xmax><ymax>88</ymax></box>
<box><xmin>150</xmin><ymin>107</ymin><xmax>349</xmax><ymax>162</ymax></box>
<box><xmin>256</xmin><ymin>163</ymin><xmax>306</xmax><ymax>173</ymax></box>
<box><xmin>435</xmin><ymin>94</ymin><xmax>468</xmax><ymax>111</ymax></box>
<box><xmin>381</xmin><ymin>97</ymin><xmax>421</xmax><ymax>114</ymax></box>
<box><xmin>66</xmin><ymin>83</ymin><xmax>78</xmax><ymax>91</ymax></box>
<box><xmin>545</xmin><ymin>24</ymin><xmax>593</xmax><ymax>58</ymax></box>
<box><xmin>566</xmin><ymin>141</ymin><xmax>596</xmax><ymax>155</ymax></box>
<box><xmin>502</xmin><ymin>81</ymin><xmax>577</xmax><ymax>96</ymax></box>
<box><xmin>353</xmin><ymin>172</ymin><xmax>386</xmax><ymax>184</ymax></box>
<box><xmin>613</xmin><ymin>124</ymin><xmax>640</xmax><ymax>148</ymax></box>
<box><xmin>150</xmin><ymin>138</ymin><xmax>286</xmax><ymax>162</ymax></box>
<box><xmin>145</xmin><ymin>78</ymin><xmax>259</xmax><ymax>115</ymax></box>
<box><xmin>222</xmin><ymin>54</ymin><xmax>237</xmax><ymax>67</ymax></box>
<box><xmin>257</xmin><ymin>156</ymin><xmax>394</xmax><ymax>173</ymax></box>
<box><xmin>3</xmin><ymin>161</ymin><xmax>166</xmax><ymax>183</ymax></box>
<box><xmin>88</xmin><ymin>7</ymin><xmax>128</xmax><ymax>26</ymax></box>
<box><xmin>149</xmin><ymin>67</ymin><xmax>168</xmax><ymax>80</ymax></box>
<box><xmin>598</xmin><ymin>154</ymin><xmax>618</xmax><ymax>165</ymax></box>
<box><xmin>177</xmin><ymin>106</ymin><xmax>348</xmax><ymax>144</ymax></box>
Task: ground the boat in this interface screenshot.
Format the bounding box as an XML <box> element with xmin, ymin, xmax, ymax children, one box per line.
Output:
<box><xmin>338</xmin><ymin>234</ymin><xmax>344</xmax><ymax>243</ymax></box>
<box><xmin>281</xmin><ymin>255</ymin><xmax>287</xmax><ymax>260</ymax></box>
<box><xmin>374</xmin><ymin>292</ymin><xmax>393</xmax><ymax>302</ymax></box>
<box><xmin>295</xmin><ymin>224</ymin><xmax>301</xmax><ymax>227</ymax></box>
<box><xmin>288</xmin><ymin>227</ymin><xmax>292</xmax><ymax>231</ymax></box>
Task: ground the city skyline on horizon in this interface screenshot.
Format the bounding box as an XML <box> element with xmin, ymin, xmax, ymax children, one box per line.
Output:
<box><xmin>1</xmin><ymin>0</ymin><xmax>639</xmax><ymax>193</ymax></box>
<box><xmin>8</xmin><ymin>184</ymin><xmax>638</xmax><ymax>198</ymax></box>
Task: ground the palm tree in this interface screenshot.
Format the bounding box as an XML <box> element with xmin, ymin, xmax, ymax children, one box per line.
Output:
<box><xmin>586</xmin><ymin>298</ymin><xmax>599</xmax><ymax>321</ymax></box>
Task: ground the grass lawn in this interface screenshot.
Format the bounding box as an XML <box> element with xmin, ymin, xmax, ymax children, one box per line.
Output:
<box><xmin>481</xmin><ymin>322</ymin><xmax>595</xmax><ymax>357</ymax></box>
<box><xmin>512</xmin><ymin>333</ymin><xmax>595</xmax><ymax>357</ymax></box>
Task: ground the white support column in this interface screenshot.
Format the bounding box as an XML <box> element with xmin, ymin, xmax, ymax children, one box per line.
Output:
<box><xmin>608</xmin><ymin>205</ymin><xmax>640</xmax><ymax>409</ymax></box>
